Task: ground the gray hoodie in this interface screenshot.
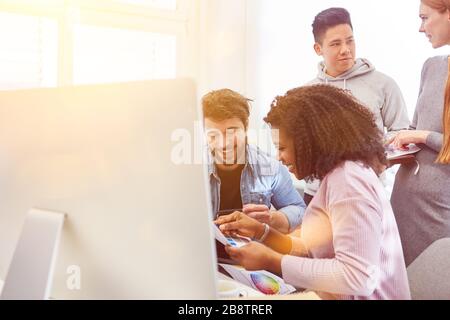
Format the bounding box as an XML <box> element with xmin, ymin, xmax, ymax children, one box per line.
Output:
<box><xmin>304</xmin><ymin>58</ymin><xmax>411</xmax><ymax>197</ymax></box>
<box><xmin>308</xmin><ymin>58</ymin><xmax>410</xmax><ymax>133</ymax></box>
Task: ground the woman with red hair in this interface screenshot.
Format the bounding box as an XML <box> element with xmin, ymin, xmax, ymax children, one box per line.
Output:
<box><xmin>389</xmin><ymin>0</ymin><xmax>450</xmax><ymax>266</ymax></box>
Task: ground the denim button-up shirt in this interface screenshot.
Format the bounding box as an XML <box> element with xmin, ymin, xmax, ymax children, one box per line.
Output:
<box><xmin>208</xmin><ymin>145</ymin><xmax>305</xmax><ymax>232</ymax></box>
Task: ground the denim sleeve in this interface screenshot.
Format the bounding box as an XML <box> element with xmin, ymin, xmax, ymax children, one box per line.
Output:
<box><xmin>270</xmin><ymin>163</ymin><xmax>306</xmax><ymax>232</ymax></box>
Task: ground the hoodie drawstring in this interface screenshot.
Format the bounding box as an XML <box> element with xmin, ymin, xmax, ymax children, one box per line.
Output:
<box><xmin>324</xmin><ymin>78</ymin><xmax>347</xmax><ymax>91</ymax></box>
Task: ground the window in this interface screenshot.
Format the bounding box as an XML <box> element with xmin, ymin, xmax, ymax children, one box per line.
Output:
<box><xmin>73</xmin><ymin>25</ymin><xmax>176</xmax><ymax>84</ymax></box>
<box><xmin>0</xmin><ymin>11</ymin><xmax>58</xmax><ymax>90</ymax></box>
<box><xmin>0</xmin><ymin>0</ymin><xmax>194</xmax><ymax>90</ymax></box>
<box><xmin>115</xmin><ymin>0</ymin><xmax>177</xmax><ymax>10</ymax></box>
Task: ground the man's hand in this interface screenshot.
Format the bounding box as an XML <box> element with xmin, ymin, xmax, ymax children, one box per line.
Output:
<box><xmin>215</xmin><ymin>211</ymin><xmax>265</xmax><ymax>240</ymax></box>
<box><xmin>243</xmin><ymin>204</ymin><xmax>293</xmax><ymax>234</ymax></box>
<box><xmin>225</xmin><ymin>242</ymin><xmax>283</xmax><ymax>275</ymax></box>
<box><xmin>242</xmin><ymin>204</ymin><xmax>271</xmax><ymax>224</ymax></box>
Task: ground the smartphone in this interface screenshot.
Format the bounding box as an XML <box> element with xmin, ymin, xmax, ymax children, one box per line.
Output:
<box><xmin>216</xmin><ymin>209</ymin><xmax>241</xmax><ymax>217</ymax></box>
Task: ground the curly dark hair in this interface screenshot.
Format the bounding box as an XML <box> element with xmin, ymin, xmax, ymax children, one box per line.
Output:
<box><xmin>264</xmin><ymin>85</ymin><xmax>387</xmax><ymax>181</ymax></box>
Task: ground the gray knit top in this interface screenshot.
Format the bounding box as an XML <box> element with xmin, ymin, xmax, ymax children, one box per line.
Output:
<box><xmin>391</xmin><ymin>55</ymin><xmax>450</xmax><ymax>266</ymax></box>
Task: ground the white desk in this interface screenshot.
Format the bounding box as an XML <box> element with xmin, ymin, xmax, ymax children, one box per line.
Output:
<box><xmin>217</xmin><ymin>272</ymin><xmax>321</xmax><ymax>300</ymax></box>
<box><xmin>218</xmin><ymin>272</ymin><xmax>264</xmax><ymax>297</ymax></box>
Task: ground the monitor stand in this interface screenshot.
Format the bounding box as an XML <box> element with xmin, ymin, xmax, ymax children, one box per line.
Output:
<box><xmin>0</xmin><ymin>209</ymin><xmax>65</xmax><ymax>300</ymax></box>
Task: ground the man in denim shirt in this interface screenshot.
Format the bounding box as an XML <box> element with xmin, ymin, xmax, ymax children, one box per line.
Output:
<box><xmin>203</xmin><ymin>89</ymin><xmax>305</xmax><ymax>234</ymax></box>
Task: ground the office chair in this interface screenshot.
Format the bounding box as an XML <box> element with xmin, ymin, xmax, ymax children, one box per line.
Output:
<box><xmin>407</xmin><ymin>238</ymin><xmax>450</xmax><ymax>300</ymax></box>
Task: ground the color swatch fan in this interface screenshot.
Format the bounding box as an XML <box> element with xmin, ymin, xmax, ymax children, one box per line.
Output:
<box><xmin>250</xmin><ymin>273</ymin><xmax>281</xmax><ymax>295</ymax></box>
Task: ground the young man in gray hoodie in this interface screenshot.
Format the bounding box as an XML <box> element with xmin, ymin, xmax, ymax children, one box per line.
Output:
<box><xmin>303</xmin><ymin>7</ymin><xmax>411</xmax><ymax>204</ymax></box>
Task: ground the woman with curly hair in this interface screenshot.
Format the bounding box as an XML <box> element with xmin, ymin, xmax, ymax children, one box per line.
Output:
<box><xmin>215</xmin><ymin>85</ymin><xmax>411</xmax><ymax>300</ymax></box>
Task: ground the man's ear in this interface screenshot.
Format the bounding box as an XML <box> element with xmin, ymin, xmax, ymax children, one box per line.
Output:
<box><xmin>314</xmin><ymin>43</ymin><xmax>322</xmax><ymax>56</ymax></box>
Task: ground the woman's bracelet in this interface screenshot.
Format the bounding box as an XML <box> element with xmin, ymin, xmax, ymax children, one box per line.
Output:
<box><xmin>256</xmin><ymin>223</ymin><xmax>270</xmax><ymax>243</ymax></box>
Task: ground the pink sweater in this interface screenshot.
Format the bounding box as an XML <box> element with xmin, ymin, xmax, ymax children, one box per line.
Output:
<box><xmin>282</xmin><ymin>161</ymin><xmax>411</xmax><ymax>300</ymax></box>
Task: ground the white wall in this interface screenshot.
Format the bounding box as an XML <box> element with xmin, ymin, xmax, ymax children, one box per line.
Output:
<box><xmin>244</xmin><ymin>0</ymin><xmax>448</xmax><ymax>129</ymax></box>
<box><xmin>197</xmin><ymin>0</ymin><xmax>449</xmax><ymax>158</ymax></box>
<box><xmin>197</xmin><ymin>0</ymin><xmax>248</xmax><ymax>96</ymax></box>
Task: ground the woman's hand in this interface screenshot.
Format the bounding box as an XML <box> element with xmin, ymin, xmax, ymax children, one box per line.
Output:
<box><xmin>385</xmin><ymin>130</ymin><xmax>430</xmax><ymax>149</ymax></box>
<box><xmin>214</xmin><ymin>211</ymin><xmax>265</xmax><ymax>240</ymax></box>
<box><xmin>225</xmin><ymin>242</ymin><xmax>283</xmax><ymax>275</ymax></box>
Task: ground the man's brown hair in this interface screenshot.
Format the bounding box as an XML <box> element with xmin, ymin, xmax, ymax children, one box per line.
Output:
<box><xmin>202</xmin><ymin>89</ymin><xmax>251</xmax><ymax>129</ymax></box>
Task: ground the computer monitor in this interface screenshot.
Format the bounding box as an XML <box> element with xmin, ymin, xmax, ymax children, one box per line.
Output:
<box><xmin>0</xmin><ymin>79</ymin><xmax>218</xmax><ymax>299</ymax></box>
